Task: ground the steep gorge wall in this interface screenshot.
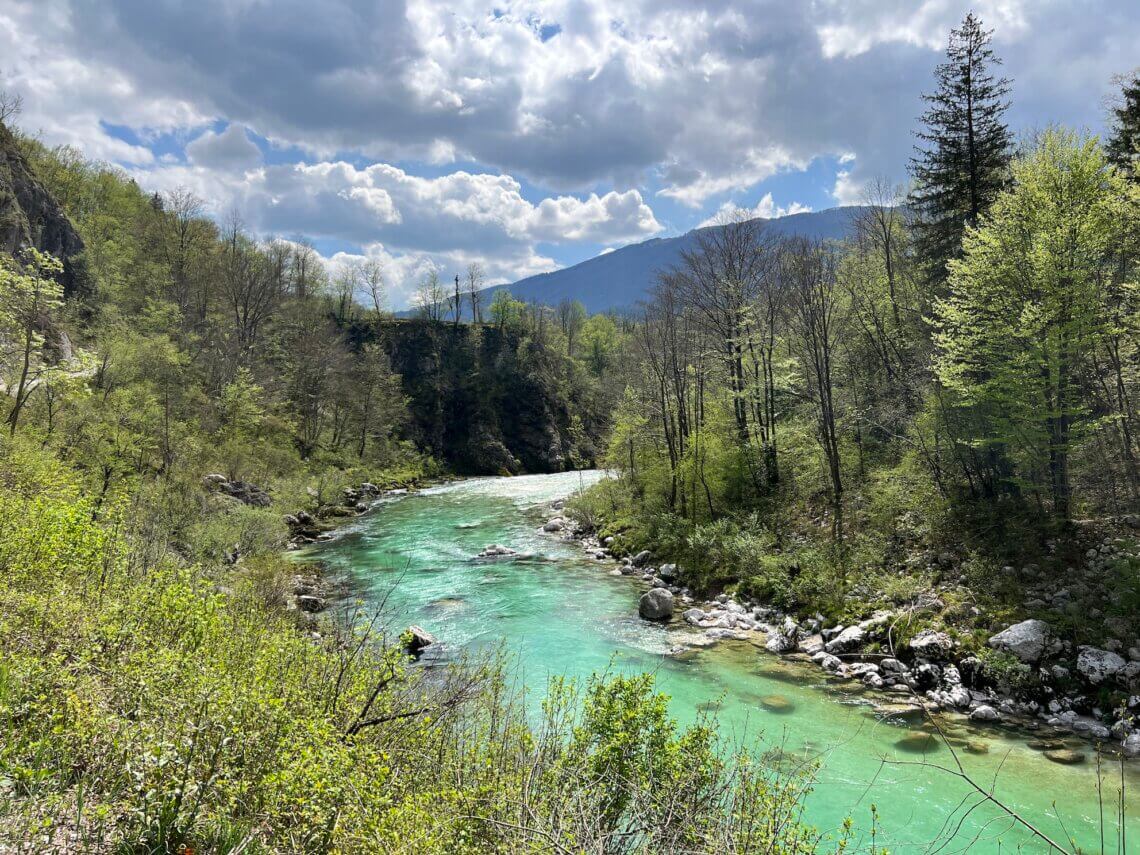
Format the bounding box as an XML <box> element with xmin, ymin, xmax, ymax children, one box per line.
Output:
<box><xmin>346</xmin><ymin>319</ymin><xmax>603</xmax><ymax>474</ymax></box>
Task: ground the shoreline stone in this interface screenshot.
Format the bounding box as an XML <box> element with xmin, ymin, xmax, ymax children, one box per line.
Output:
<box><xmin>539</xmin><ymin>492</ymin><xmax>1140</xmax><ymax>760</ymax></box>
<box><xmin>639</xmin><ymin>588</ymin><xmax>675</xmax><ymax>621</ymax></box>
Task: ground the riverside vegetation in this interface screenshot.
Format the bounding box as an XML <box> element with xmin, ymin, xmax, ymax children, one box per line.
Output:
<box><xmin>1</xmin><ymin>10</ymin><xmax>1140</xmax><ymax>855</ymax></box>
<box><xmin>0</xmin><ymin>89</ymin><xmax>839</xmax><ymax>853</ymax></box>
<box><xmin>567</xmin><ymin>15</ymin><xmax>1140</xmax><ymax>786</ymax></box>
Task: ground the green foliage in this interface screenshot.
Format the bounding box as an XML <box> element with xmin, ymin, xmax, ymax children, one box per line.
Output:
<box><xmin>1107</xmin><ymin>71</ymin><xmax>1140</xmax><ymax>176</ymax></box>
<box><xmin>0</xmin><ymin>444</ymin><xmax>832</xmax><ymax>851</ymax></box>
<box><xmin>909</xmin><ymin>12</ymin><xmax>1012</xmax><ymax>282</ymax></box>
<box><xmin>933</xmin><ymin>128</ymin><xmax>1140</xmax><ymax>516</ymax></box>
<box><xmin>978</xmin><ymin>649</ymin><xmax>1039</xmax><ymax>697</ymax></box>
<box><xmin>0</xmin><ymin>249</ymin><xmax>69</xmax><ymax>434</ymax></box>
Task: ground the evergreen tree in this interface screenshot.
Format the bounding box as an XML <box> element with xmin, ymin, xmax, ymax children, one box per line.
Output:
<box><xmin>1106</xmin><ymin>71</ymin><xmax>1140</xmax><ymax>177</ymax></box>
<box><xmin>909</xmin><ymin>13</ymin><xmax>1012</xmax><ymax>285</ymax></box>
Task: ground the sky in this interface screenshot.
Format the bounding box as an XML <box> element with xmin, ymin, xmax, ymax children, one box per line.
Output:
<box><xmin>1</xmin><ymin>0</ymin><xmax>1136</xmax><ymax>308</ymax></box>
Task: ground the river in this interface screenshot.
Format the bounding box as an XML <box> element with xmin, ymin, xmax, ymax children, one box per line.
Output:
<box><xmin>303</xmin><ymin>470</ymin><xmax>1140</xmax><ymax>853</ymax></box>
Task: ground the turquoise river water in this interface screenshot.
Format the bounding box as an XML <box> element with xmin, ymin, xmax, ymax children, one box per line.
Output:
<box><xmin>304</xmin><ymin>471</ymin><xmax>1140</xmax><ymax>853</ymax></box>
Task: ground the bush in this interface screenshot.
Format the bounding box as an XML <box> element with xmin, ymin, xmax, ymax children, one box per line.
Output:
<box><xmin>0</xmin><ymin>448</ymin><xmax>844</xmax><ymax>853</ymax></box>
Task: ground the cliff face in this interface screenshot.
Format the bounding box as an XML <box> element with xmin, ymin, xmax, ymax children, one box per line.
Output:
<box><xmin>348</xmin><ymin>319</ymin><xmax>605</xmax><ymax>474</ymax></box>
<box><xmin>0</xmin><ymin>122</ymin><xmax>86</xmax><ymax>295</ymax></box>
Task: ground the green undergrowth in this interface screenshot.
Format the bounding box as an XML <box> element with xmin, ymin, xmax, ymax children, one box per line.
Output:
<box><xmin>0</xmin><ymin>441</ymin><xmax>861</xmax><ymax>853</ymax></box>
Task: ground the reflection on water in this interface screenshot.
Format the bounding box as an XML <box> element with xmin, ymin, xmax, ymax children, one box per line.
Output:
<box><xmin>304</xmin><ymin>471</ymin><xmax>1140</xmax><ymax>852</ymax></box>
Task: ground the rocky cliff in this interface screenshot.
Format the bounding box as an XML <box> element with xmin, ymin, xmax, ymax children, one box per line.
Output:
<box><xmin>0</xmin><ymin>121</ymin><xmax>86</xmax><ymax>294</ymax></box>
<box><xmin>347</xmin><ymin>319</ymin><xmax>605</xmax><ymax>474</ymax></box>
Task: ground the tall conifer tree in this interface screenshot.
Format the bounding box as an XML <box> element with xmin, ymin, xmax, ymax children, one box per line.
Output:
<box><xmin>909</xmin><ymin>13</ymin><xmax>1012</xmax><ymax>285</ymax></box>
<box><xmin>1107</xmin><ymin>71</ymin><xmax>1140</xmax><ymax>177</ymax></box>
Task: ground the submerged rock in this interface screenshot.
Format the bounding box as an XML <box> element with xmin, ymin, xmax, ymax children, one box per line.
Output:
<box><xmin>638</xmin><ymin>588</ymin><xmax>674</xmax><ymax>621</ymax></box>
<box><xmin>895</xmin><ymin>731</ymin><xmax>941</xmax><ymax>753</ymax></box>
<box><xmin>759</xmin><ymin>694</ymin><xmax>795</xmax><ymax>714</ymax></box>
<box><xmin>1043</xmin><ymin>748</ymin><xmax>1085</xmax><ymax>765</ymax></box>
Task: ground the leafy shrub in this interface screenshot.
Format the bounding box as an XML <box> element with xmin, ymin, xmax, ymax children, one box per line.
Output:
<box><xmin>978</xmin><ymin>648</ymin><xmax>1039</xmax><ymax>696</ymax></box>
<box><xmin>0</xmin><ymin>446</ymin><xmax>842</xmax><ymax>853</ymax></box>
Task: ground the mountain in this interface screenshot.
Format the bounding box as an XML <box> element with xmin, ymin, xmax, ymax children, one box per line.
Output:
<box><xmin>484</xmin><ymin>206</ymin><xmax>865</xmax><ymax>314</ymax></box>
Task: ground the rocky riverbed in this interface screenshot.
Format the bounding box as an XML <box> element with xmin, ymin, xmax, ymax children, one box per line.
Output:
<box><xmin>539</xmin><ymin>503</ymin><xmax>1140</xmax><ymax>761</ymax></box>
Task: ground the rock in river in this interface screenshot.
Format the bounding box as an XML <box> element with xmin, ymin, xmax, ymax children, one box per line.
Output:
<box><xmin>1044</xmin><ymin>748</ymin><xmax>1085</xmax><ymax>765</ymax></box>
<box><xmin>638</xmin><ymin>588</ymin><xmax>674</xmax><ymax>621</ymax></box>
<box><xmin>759</xmin><ymin>694</ymin><xmax>795</xmax><ymax>714</ymax></box>
<box><xmin>404</xmin><ymin>625</ymin><xmax>436</xmax><ymax>655</ymax></box>
<box><xmin>969</xmin><ymin>705</ymin><xmax>1001</xmax><ymax>723</ymax></box>
<box><xmin>477</xmin><ymin>544</ymin><xmax>518</xmax><ymax>559</ymax></box>
<box><xmin>824</xmin><ymin>625</ymin><xmax>865</xmax><ymax>654</ymax></box>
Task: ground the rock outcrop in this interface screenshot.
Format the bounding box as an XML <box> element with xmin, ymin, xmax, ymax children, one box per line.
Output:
<box><xmin>202</xmin><ymin>474</ymin><xmax>272</xmax><ymax>507</ymax></box>
<box><xmin>0</xmin><ymin>122</ymin><xmax>86</xmax><ymax>296</ymax></box>
<box><xmin>1076</xmin><ymin>646</ymin><xmax>1126</xmax><ymax>684</ymax></box>
<box><xmin>343</xmin><ymin>319</ymin><xmax>606</xmax><ymax>474</ymax></box>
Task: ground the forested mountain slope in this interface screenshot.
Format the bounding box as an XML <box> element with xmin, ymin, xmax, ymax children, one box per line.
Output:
<box><xmin>485</xmin><ymin>206</ymin><xmax>863</xmax><ymax>313</ymax></box>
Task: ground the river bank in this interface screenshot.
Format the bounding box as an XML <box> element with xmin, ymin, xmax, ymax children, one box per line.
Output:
<box><xmin>541</xmin><ymin>486</ymin><xmax>1140</xmax><ymax>765</ymax></box>
<box><xmin>301</xmin><ymin>471</ymin><xmax>1140</xmax><ymax>851</ymax></box>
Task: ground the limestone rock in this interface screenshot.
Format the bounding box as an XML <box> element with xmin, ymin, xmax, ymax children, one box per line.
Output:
<box><xmin>404</xmin><ymin>625</ymin><xmax>436</xmax><ymax>654</ymax></box>
<box><xmin>908</xmin><ymin>629</ymin><xmax>954</xmax><ymax>659</ymax></box>
<box><xmin>970</xmin><ymin>705</ymin><xmax>1000</xmax><ymax>722</ymax></box>
<box><xmin>825</xmin><ymin>625</ymin><xmax>866</xmax><ymax>655</ymax></box>
<box><xmin>1076</xmin><ymin>646</ymin><xmax>1126</xmax><ymax>685</ymax></box>
<box><xmin>638</xmin><ymin>588</ymin><xmax>674</xmax><ymax>621</ymax></box>
<box><xmin>988</xmin><ymin>619</ymin><xmax>1051</xmax><ymax>664</ymax></box>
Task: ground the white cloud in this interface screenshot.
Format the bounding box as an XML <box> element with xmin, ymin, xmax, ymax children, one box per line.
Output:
<box><xmin>698</xmin><ymin>193</ymin><xmax>811</xmax><ymax>228</ymax></box>
<box><xmin>326</xmin><ymin>242</ymin><xmax>556</xmax><ymax>309</ymax></box>
<box><xmin>831</xmin><ymin>168</ymin><xmax>864</xmax><ymax>206</ymax></box>
<box><xmin>0</xmin><ymin>0</ymin><xmax>205</xmax><ymax>163</ymax></box>
<box><xmin>126</xmin><ymin>156</ymin><xmax>657</xmax><ymax>307</ymax></box>
<box><xmin>3</xmin><ymin>0</ymin><xmax>1138</xmax><ymax>299</ymax></box>
<box><xmin>186</xmin><ymin>124</ymin><xmax>261</xmax><ymax>171</ymax></box>
<box><xmin>814</xmin><ymin>0</ymin><xmax>1031</xmax><ymax>59</ymax></box>
<box><xmin>249</xmin><ymin>161</ymin><xmax>661</xmax><ymax>249</ymax></box>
